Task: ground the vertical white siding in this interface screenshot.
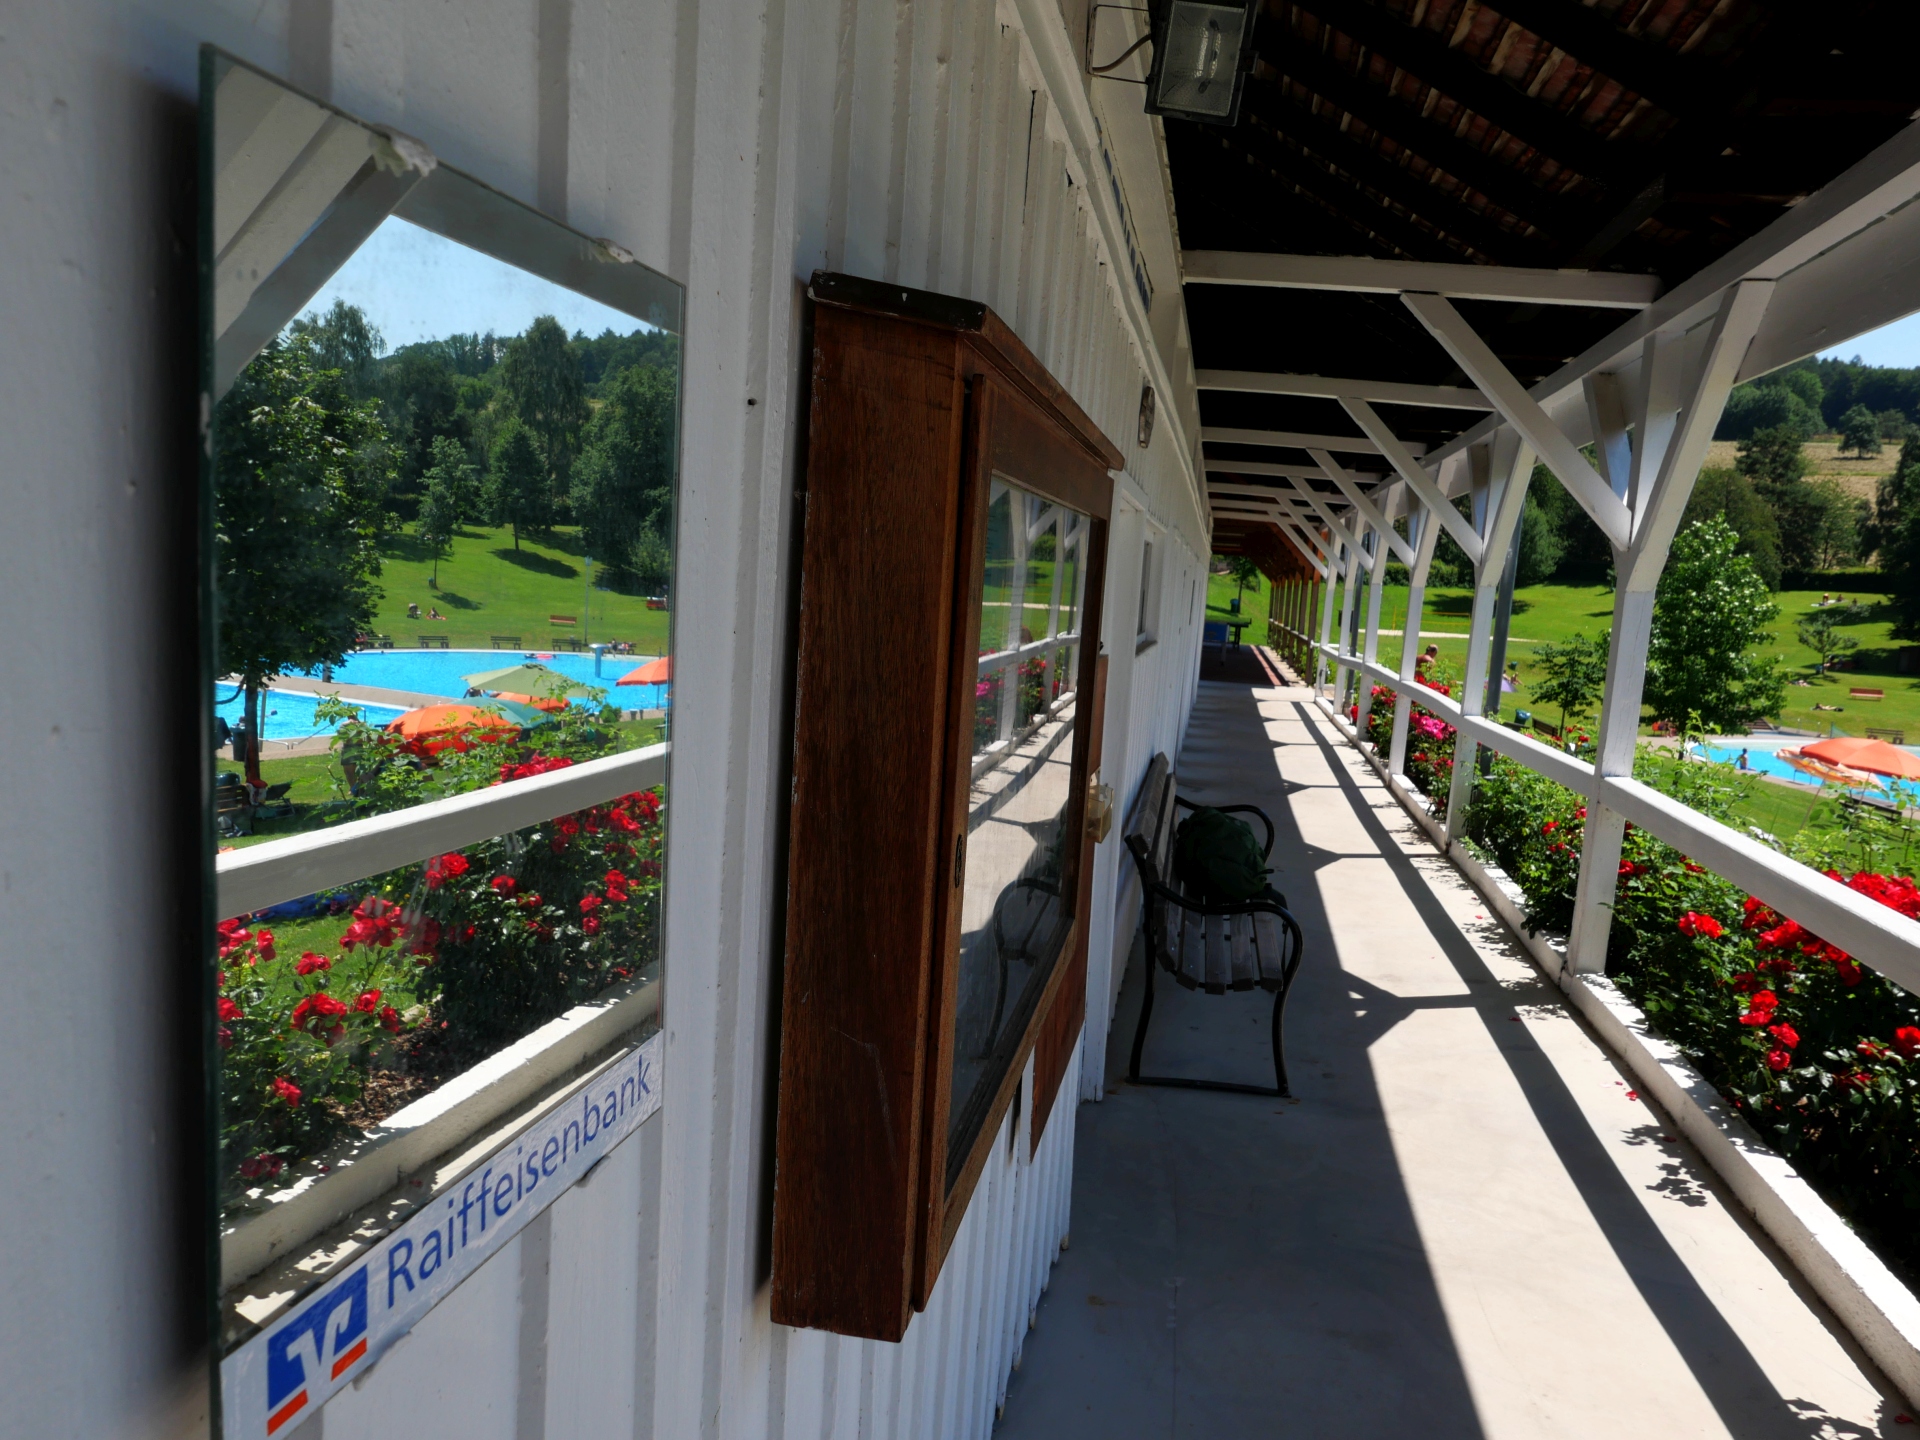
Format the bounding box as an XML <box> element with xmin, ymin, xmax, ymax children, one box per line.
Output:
<box><xmin>0</xmin><ymin>0</ymin><xmax>1202</xmax><ymax>1434</ymax></box>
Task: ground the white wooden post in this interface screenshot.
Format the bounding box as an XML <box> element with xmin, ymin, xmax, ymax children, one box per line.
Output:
<box><xmin>1333</xmin><ymin>519</ymin><xmax>1369</xmax><ymax>710</ymax></box>
<box><xmin>1354</xmin><ymin>487</ymin><xmax>1395</xmax><ymax>742</ymax></box>
<box><xmin>1315</xmin><ymin>533</ymin><xmax>1342</xmax><ymax>693</ymax></box>
<box><xmin>1563</xmin><ymin>281</ymin><xmax>1773</xmax><ymax>973</ymax></box>
<box><xmin>1389</xmin><ymin>498</ymin><xmax>1439</xmax><ymax>777</ymax></box>
<box><xmin>1442</xmin><ymin>434</ymin><xmax>1535</xmax><ymax>839</ymax></box>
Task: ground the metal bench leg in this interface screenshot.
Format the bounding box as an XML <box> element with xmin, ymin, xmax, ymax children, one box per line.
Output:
<box><xmin>1270</xmin><ymin>983</ymin><xmax>1290</xmax><ymax>1098</ymax></box>
<box><xmin>1127</xmin><ymin>948</ymin><xmax>1157</xmax><ymax>1084</ymax></box>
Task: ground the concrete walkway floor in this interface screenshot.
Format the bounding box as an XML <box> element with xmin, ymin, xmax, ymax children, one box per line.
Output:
<box><xmin>997</xmin><ymin>680</ymin><xmax>1904</xmax><ymax>1439</ymax></box>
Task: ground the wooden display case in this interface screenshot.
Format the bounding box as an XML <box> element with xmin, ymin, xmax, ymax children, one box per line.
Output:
<box><xmin>772</xmin><ymin>273</ymin><xmax>1121</xmax><ymax>1341</ymax></box>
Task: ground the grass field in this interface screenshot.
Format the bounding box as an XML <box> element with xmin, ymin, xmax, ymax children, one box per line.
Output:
<box><xmin>1217</xmin><ymin>567</ymin><xmax>1920</xmax><ymax>739</ymax></box>
<box><xmin>367</xmin><ymin>523</ymin><xmax>671</xmax><ymax>654</ymax></box>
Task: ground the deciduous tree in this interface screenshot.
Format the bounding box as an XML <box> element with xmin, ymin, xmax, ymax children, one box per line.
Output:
<box><xmin>1645</xmin><ymin>518</ymin><xmax>1785</xmax><ymax>733</ymax></box>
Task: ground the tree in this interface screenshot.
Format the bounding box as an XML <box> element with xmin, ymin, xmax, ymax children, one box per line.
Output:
<box><xmin>1682</xmin><ymin>467</ymin><xmax>1781</xmax><ymax>589</ymax></box>
<box><xmin>1530</xmin><ymin>631</ymin><xmax>1609</xmax><ymax>734</ymax></box>
<box><xmin>1840</xmin><ymin>403</ymin><xmax>1882</xmax><ymax>457</ymax></box>
<box><xmin>1796</xmin><ymin>610</ymin><xmax>1861</xmax><ymax>675</ymax></box>
<box><xmin>417</xmin><ymin>436</ymin><xmax>475</xmax><ymax>586</ymax></box>
<box><xmin>1228</xmin><ymin>555</ymin><xmax>1262</xmax><ymax>609</ymax></box>
<box><xmin>381</xmin><ymin>346</ymin><xmax>466</xmax><ymax>514</ymax></box>
<box><xmin>288</xmin><ymin>300</ymin><xmax>384</xmax><ymax>400</ymax></box>
<box><xmin>1736</xmin><ymin>426</ymin><xmax>1810</xmax><ymax>488</ymax></box>
<box><xmin>1877</xmin><ymin>434</ymin><xmax>1920</xmax><ymax>638</ymax></box>
<box><xmin>216</xmin><ymin>334</ymin><xmax>392</xmax><ymax>786</ymax></box>
<box><xmin>486</xmin><ymin>418</ymin><xmax>551</xmax><ymax>549</ymax></box>
<box><xmin>1513</xmin><ymin>490</ymin><xmax>1567</xmax><ymax>586</ymax></box>
<box><xmin>571</xmin><ymin>362</ymin><xmax>677</xmax><ymax>580</ymax></box>
<box><xmin>500</xmin><ymin>316</ymin><xmax>588</xmax><ymax>510</ymax></box>
<box><xmin>1645</xmin><ymin>517</ymin><xmax>1785</xmax><ymax>732</ymax></box>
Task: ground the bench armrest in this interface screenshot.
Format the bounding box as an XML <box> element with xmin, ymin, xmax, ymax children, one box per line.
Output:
<box><xmin>1173</xmin><ymin>796</ymin><xmax>1275</xmax><ymax>858</ymax></box>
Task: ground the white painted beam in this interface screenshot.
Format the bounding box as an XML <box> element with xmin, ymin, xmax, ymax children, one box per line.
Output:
<box><xmin>1308</xmin><ymin>449</ymin><xmax>1416</xmax><ymax>565</ymax></box>
<box><xmin>1340</xmin><ymin>399</ymin><xmax>1484</xmax><ymax>565</ymax></box>
<box><xmin>1206</xmin><ymin>459</ymin><xmax>1370</xmax><ymax>483</ymax></box>
<box><xmin>1402</xmin><ymin>292</ymin><xmax>1632</xmax><ymax>550</ymax></box>
<box><xmin>1203</xmin><ymin>426</ymin><xmax>1427</xmax><ymax>457</ymax></box>
<box><xmin>1197</xmin><ymin>369</ymin><xmax>1493</xmax><ymax>411</ymax></box>
<box><xmin>1183</xmin><ymin>250</ymin><xmax>1661</xmax><ymax>309</ymax></box>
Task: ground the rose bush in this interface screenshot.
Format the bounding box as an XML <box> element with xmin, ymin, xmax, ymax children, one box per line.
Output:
<box><xmin>1360</xmin><ymin>677</ymin><xmax>1458</xmax><ymax>803</ymax></box>
<box><xmin>217</xmin><ymin>696</ymin><xmax>665</xmax><ymax>1201</ymax></box>
<box><xmin>1459</xmin><ymin>748</ymin><xmax>1920</xmax><ymax>1277</ymax></box>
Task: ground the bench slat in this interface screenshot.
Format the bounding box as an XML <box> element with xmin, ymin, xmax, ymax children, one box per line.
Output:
<box><xmin>1252</xmin><ymin>910</ymin><xmax>1286</xmax><ymax>991</ymax></box>
<box><xmin>1174</xmin><ymin>907</ymin><xmax>1207</xmax><ymax>990</ymax></box>
<box><xmin>1203</xmin><ymin>915</ymin><xmax>1232</xmax><ymax>994</ymax></box>
<box><xmin>1229</xmin><ymin>913</ymin><xmax>1258</xmax><ymax>991</ymax></box>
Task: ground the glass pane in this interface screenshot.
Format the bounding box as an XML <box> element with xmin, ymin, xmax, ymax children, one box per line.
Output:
<box><xmin>949</xmin><ymin>476</ymin><xmax>1087</xmax><ymax>1179</ymax></box>
<box><xmin>203</xmin><ymin>53</ymin><xmax>682</xmax><ymax>1346</ymax></box>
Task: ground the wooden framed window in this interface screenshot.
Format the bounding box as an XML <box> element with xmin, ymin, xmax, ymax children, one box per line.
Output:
<box><xmin>773</xmin><ymin>273</ymin><xmax>1121</xmax><ymax>1341</ymax></box>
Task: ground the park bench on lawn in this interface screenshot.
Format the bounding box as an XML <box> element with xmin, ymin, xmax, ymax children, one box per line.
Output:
<box><xmin>1851</xmin><ymin>687</ymin><xmax>1885</xmax><ymax>701</ymax></box>
<box><xmin>1122</xmin><ymin>753</ymin><xmax>1305</xmax><ymax>1096</ymax></box>
<box><xmin>551</xmin><ymin>636</ymin><xmax>584</xmax><ymax>652</ymax></box>
<box><xmin>491</xmin><ymin>635</ymin><xmax>522</xmax><ymax>649</ymax></box>
<box><xmin>417</xmin><ymin>635</ymin><xmax>449</xmax><ymax>649</ymax></box>
<box><xmin>1867</xmin><ymin>726</ymin><xmax>1907</xmax><ymax>744</ymax></box>
<box><xmin>550</xmin><ymin>614</ymin><xmax>577</xmax><ymax>627</ymax></box>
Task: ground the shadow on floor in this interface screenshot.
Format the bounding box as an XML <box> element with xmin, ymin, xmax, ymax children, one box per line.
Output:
<box><xmin>993</xmin><ymin>682</ymin><xmax>1896</xmax><ymax>1440</ymax></box>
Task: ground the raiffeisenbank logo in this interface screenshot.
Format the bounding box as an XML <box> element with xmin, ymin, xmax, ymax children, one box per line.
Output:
<box><xmin>264</xmin><ymin>1266</ymin><xmax>368</xmax><ymax>1433</ymax></box>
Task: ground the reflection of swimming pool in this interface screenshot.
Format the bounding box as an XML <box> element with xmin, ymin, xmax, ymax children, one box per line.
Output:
<box><xmin>214</xmin><ymin>688</ymin><xmax>402</xmax><ymax>742</ymax></box>
<box><xmin>1692</xmin><ymin>741</ymin><xmax>1920</xmax><ymax>804</ymax></box>
<box><xmin>302</xmin><ymin>649</ymin><xmax>671</xmax><ymax>710</ymax></box>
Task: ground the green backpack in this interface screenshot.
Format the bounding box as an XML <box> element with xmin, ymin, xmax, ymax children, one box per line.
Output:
<box><xmin>1172</xmin><ymin>806</ymin><xmax>1273</xmax><ymax>903</ymax></box>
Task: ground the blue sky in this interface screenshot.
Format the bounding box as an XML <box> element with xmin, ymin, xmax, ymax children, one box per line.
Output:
<box><xmin>300</xmin><ymin>216</ymin><xmax>646</xmax><ymax>349</ymax></box>
<box><xmin>1818</xmin><ymin>310</ymin><xmax>1920</xmax><ymax>368</ymax></box>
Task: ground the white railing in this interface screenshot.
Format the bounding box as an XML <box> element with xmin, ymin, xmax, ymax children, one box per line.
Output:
<box><xmin>1316</xmin><ymin>642</ymin><xmax>1920</xmax><ymax>996</ymax></box>
<box><xmin>217</xmin><ymin>742</ymin><xmax>668</xmax><ymax>917</ymax></box>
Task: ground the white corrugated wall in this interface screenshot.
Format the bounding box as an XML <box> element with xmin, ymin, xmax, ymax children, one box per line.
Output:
<box><xmin>0</xmin><ymin>0</ymin><xmax>1207</xmax><ymax>1435</ymax></box>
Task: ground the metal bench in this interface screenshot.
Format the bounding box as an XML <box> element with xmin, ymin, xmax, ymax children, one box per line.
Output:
<box><xmin>1867</xmin><ymin>726</ymin><xmax>1907</xmax><ymax>744</ymax></box>
<box><xmin>1122</xmin><ymin>753</ymin><xmax>1305</xmax><ymax>1096</ymax></box>
<box><xmin>491</xmin><ymin>635</ymin><xmax>522</xmax><ymax>649</ymax></box>
<box><xmin>417</xmin><ymin>634</ymin><xmax>449</xmax><ymax>649</ymax></box>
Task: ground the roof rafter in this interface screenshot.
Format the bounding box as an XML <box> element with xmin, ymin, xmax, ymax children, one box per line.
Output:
<box><xmin>1199</xmin><ymin>368</ymin><xmax>1492</xmax><ymax>410</ymax></box>
<box><xmin>1203</xmin><ymin>426</ymin><xmax>1426</xmax><ymax>456</ymax></box>
<box><xmin>1184</xmin><ymin>251</ymin><xmax>1661</xmax><ymax>308</ymax></box>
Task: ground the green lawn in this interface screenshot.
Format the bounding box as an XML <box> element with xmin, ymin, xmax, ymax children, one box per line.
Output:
<box><xmin>369</xmin><ymin>523</ymin><xmax>670</xmax><ymax>654</ymax></box>
<box><xmin>1256</xmin><ymin>572</ymin><xmax>1919</xmax><ymax>739</ymax></box>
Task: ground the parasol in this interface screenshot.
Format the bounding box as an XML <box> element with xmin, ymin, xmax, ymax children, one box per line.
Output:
<box><xmin>460</xmin><ymin>662</ymin><xmax>597</xmax><ymax>702</ymax></box>
<box><xmin>617</xmin><ymin>656</ymin><xmax>672</xmax><ymax>685</ymax></box>
<box><xmin>1800</xmin><ymin>736</ymin><xmax>1920</xmax><ymax>781</ymax></box>
<box><xmin>1777</xmin><ymin>748</ymin><xmax>1886</xmax><ymax>790</ymax></box>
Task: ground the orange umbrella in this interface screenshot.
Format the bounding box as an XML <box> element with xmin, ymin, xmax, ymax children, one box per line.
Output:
<box><xmin>491</xmin><ymin>690</ymin><xmax>569</xmax><ymax>713</ymax></box>
<box><xmin>1801</xmin><ymin>736</ymin><xmax>1920</xmax><ymax>780</ymax></box>
<box><xmin>385</xmin><ymin>703</ymin><xmax>521</xmax><ymax>756</ymax></box>
<box><xmin>1778</xmin><ymin>749</ymin><xmax>1884</xmax><ymax>789</ymax></box>
<box><xmin>617</xmin><ymin>656</ymin><xmax>672</xmax><ymax>685</ymax></box>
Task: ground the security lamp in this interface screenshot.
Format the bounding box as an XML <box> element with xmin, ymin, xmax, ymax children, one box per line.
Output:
<box><xmin>1144</xmin><ymin>0</ymin><xmax>1257</xmax><ymax>127</ymax></box>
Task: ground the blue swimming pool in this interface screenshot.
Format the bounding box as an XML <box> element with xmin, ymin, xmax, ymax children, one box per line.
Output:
<box><xmin>1692</xmin><ymin>741</ymin><xmax>1920</xmax><ymax>803</ymax></box>
<box><xmin>302</xmin><ymin>649</ymin><xmax>671</xmax><ymax>710</ymax></box>
<box><xmin>214</xmin><ymin>688</ymin><xmax>402</xmax><ymax>742</ymax></box>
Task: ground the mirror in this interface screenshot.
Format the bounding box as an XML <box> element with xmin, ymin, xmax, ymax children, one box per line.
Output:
<box><xmin>202</xmin><ymin>49</ymin><xmax>683</xmax><ymax>1435</ymax></box>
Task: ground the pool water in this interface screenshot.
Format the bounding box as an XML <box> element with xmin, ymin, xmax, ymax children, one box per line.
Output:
<box><xmin>302</xmin><ymin>648</ymin><xmax>670</xmax><ymax>710</ymax></box>
<box><xmin>214</xmin><ymin>688</ymin><xmax>402</xmax><ymax>742</ymax></box>
<box><xmin>1693</xmin><ymin>741</ymin><xmax>1920</xmax><ymax>804</ymax></box>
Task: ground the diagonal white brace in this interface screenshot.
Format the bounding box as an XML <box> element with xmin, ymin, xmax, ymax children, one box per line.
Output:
<box><xmin>1340</xmin><ymin>399</ymin><xmax>1484</xmax><ymax>565</ymax></box>
<box><xmin>1282</xmin><ymin>477</ymin><xmax>1374</xmax><ymax>569</ymax></box>
<box><xmin>1309</xmin><ymin>450</ymin><xmax>1416</xmax><ymax>565</ymax></box>
<box><xmin>1401</xmin><ymin>292</ymin><xmax>1633</xmax><ymax>551</ymax></box>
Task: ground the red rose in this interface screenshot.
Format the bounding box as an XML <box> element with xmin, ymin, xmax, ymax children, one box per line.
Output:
<box><xmin>271</xmin><ymin>1077</ymin><xmax>302</xmax><ymax>1106</ymax></box>
<box><xmin>239</xmin><ymin>1152</ymin><xmax>284</xmax><ymax>1180</ymax></box>
<box><xmin>491</xmin><ymin>875</ymin><xmax>517</xmax><ymax>896</ymax></box>
<box><xmin>295</xmin><ymin>952</ymin><xmax>332</xmax><ymax>975</ymax></box>
<box><xmin>582</xmin><ymin>916</ymin><xmax>601</xmax><ymax>937</ymax></box>
<box><xmin>291</xmin><ymin>993</ymin><xmax>350</xmax><ymax>1034</ymax></box>
<box><xmin>1895</xmin><ymin>1027</ymin><xmax>1920</xmax><ymax>1059</ymax></box>
<box><xmin>1766</xmin><ymin>1023</ymin><xmax>1799</xmax><ymax>1050</ymax></box>
<box><xmin>354</xmin><ymin>989</ymin><xmax>382</xmax><ymax>1013</ymax></box>
<box><xmin>1677</xmin><ymin>912</ymin><xmax>1722</xmax><ymax>939</ymax></box>
<box><xmin>379</xmin><ymin>1005</ymin><xmax>403</xmax><ymax>1033</ymax></box>
<box><xmin>218</xmin><ymin>997</ymin><xmax>243</xmax><ymax>1021</ymax></box>
<box><xmin>1766</xmin><ymin>1048</ymin><xmax>1792</xmax><ymax>1072</ymax></box>
<box><xmin>580</xmin><ymin>894</ymin><xmax>603</xmax><ymax>914</ymax></box>
<box><xmin>425</xmin><ymin>852</ymin><xmax>471</xmax><ymax>889</ymax></box>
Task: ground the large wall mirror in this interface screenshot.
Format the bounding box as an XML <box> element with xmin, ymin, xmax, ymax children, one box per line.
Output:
<box><xmin>200</xmin><ymin>49</ymin><xmax>683</xmax><ymax>1437</ymax></box>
